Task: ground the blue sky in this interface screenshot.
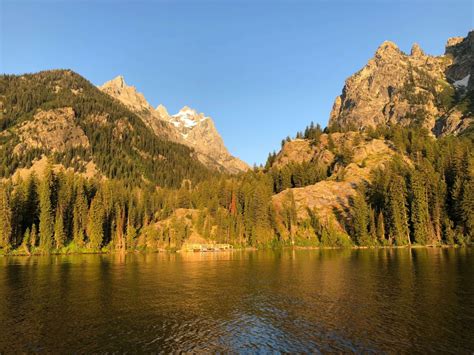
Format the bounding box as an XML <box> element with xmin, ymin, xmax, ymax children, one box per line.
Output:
<box><xmin>1</xmin><ymin>0</ymin><xmax>472</xmax><ymax>165</ymax></box>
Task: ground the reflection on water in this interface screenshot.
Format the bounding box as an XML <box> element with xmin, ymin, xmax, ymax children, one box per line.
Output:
<box><xmin>0</xmin><ymin>248</ymin><xmax>473</xmax><ymax>352</ymax></box>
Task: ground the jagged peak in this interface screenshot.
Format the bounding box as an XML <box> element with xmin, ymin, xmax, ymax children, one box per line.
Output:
<box><xmin>410</xmin><ymin>43</ymin><xmax>425</xmax><ymax>57</ymax></box>
<box><xmin>155</xmin><ymin>104</ymin><xmax>169</xmax><ymax>118</ymax></box>
<box><xmin>178</xmin><ymin>106</ymin><xmax>197</xmax><ymax>115</ymax></box>
<box><xmin>102</xmin><ymin>75</ymin><xmax>127</xmax><ymax>89</ymax></box>
<box><xmin>446</xmin><ymin>36</ymin><xmax>464</xmax><ymax>49</ymax></box>
<box><xmin>375</xmin><ymin>40</ymin><xmax>400</xmax><ymax>56</ymax></box>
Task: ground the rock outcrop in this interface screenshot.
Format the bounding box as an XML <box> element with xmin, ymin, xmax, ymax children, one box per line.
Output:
<box><xmin>162</xmin><ymin>106</ymin><xmax>249</xmax><ymax>174</ymax></box>
<box><xmin>99</xmin><ymin>76</ymin><xmax>180</xmax><ymax>142</ymax></box>
<box><xmin>99</xmin><ymin>77</ymin><xmax>249</xmax><ymax>174</ymax></box>
<box><xmin>13</xmin><ymin>107</ymin><xmax>89</xmax><ymax>155</ymax></box>
<box><xmin>329</xmin><ymin>31</ymin><xmax>473</xmax><ymax>136</ymax></box>
<box><xmin>272</xmin><ymin>132</ymin><xmax>402</xmax><ymax>231</ymax></box>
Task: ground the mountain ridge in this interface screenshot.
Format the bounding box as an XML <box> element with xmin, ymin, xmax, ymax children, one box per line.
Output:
<box><xmin>329</xmin><ymin>30</ymin><xmax>473</xmax><ymax>136</ymax></box>
<box><xmin>99</xmin><ymin>76</ymin><xmax>249</xmax><ymax>174</ymax></box>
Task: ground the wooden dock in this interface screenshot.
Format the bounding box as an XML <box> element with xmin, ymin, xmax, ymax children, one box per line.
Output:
<box><xmin>181</xmin><ymin>243</ymin><xmax>233</xmax><ymax>252</ymax></box>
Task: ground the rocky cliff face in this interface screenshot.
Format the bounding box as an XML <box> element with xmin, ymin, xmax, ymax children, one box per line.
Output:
<box><xmin>272</xmin><ymin>132</ymin><xmax>403</xmax><ymax>232</ymax></box>
<box><xmin>99</xmin><ymin>77</ymin><xmax>249</xmax><ymax>174</ymax></box>
<box><xmin>329</xmin><ymin>31</ymin><xmax>473</xmax><ymax>135</ymax></box>
<box><xmin>99</xmin><ymin>76</ymin><xmax>180</xmax><ymax>142</ymax></box>
<box><xmin>161</xmin><ymin>106</ymin><xmax>249</xmax><ymax>174</ymax></box>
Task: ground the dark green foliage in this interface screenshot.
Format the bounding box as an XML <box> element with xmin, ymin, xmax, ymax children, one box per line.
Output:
<box><xmin>365</xmin><ymin>125</ymin><xmax>473</xmax><ymax>246</ymax></box>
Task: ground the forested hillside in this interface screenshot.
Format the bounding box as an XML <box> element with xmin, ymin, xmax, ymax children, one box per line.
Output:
<box><xmin>0</xmin><ymin>70</ymin><xmax>211</xmax><ymax>187</ymax></box>
<box><xmin>0</xmin><ymin>121</ymin><xmax>472</xmax><ymax>254</ymax></box>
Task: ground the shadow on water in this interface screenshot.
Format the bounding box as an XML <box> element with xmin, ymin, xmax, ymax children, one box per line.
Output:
<box><xmin>0</xmin><ymin>248</ymin><xmax>472</xmax><ymax>352</ymax></box>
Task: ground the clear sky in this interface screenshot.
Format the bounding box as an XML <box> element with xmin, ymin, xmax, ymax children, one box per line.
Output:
<box><xmin>1</xmin><ymin>0</ymin><xmax>472</xmax><ymax>165</ymax></box>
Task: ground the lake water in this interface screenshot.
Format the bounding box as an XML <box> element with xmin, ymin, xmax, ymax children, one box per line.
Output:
<box><xmin>0</xmin><ymin>248</ymin><xmax>473</xmax><ymax>352</ymax></box>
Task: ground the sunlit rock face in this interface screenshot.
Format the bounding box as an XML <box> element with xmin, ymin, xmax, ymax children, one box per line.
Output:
<box><xmin>163</xmin><ymin>106</ymin><xmax>249</xmax><ymax>174</ymax></box>
<box><xmin>99</xmin><ymin>78</ymin><xmax>249</xmax><ymax>174</ymax></box>
<box><xmin>329</xmin><ymin>31</ymin><xmax>473</xmax><ymax>136</ymax></box>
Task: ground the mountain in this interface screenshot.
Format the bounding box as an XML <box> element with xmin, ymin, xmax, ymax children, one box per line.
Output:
<box><xmin>98</xmin><ymin>76</ymin><xmax>180</xmax><ymax>142</ymax></box>
<box><xmin>0</xmin><ymin>70</ymin><xmax>211</xmax><ymax>187</ymax></box>
<box><xmin>329</xmin><ymin>31</ymin><xmax>473</xmax><ymax>136</ymax></box>
<box><xmin>270</xmin><ymin>131</ymin><xmax>402</xmax><ymax>233</ymax></box>
<box><xmin>99</xmin><ymin>77</ymin><xmax>249</xmax><ymax>174</ymax></box>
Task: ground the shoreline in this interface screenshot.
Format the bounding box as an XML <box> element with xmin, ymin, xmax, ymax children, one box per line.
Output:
<box><xmin>0</xmin><ymin>243</ymin><xmax>470</xmax><ymax>258</ymax></box>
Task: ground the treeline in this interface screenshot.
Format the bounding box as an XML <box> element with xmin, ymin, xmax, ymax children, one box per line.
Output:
<box><xmin>345</xmin><ymin>124</ymin><xmax>473</xmax><ymax>246</ymax></box>
<box><xmin>0</xmin><ymin>160</ymin><xmax>279</xmax><ymax>253</ymax></box>
<box><xmin>1</xmin><ymin>125</ymin><xmax>471</xmax><ymax>255</ymax></box>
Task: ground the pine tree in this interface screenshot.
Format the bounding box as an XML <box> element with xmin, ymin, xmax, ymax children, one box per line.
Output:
<box><xmin>30</xmin><ymin>224</ymin><xmax>38</xmax><ymax>250</ymax></box>
<box><xmin>376</xmin><ymin>212</ymin><xmax>385</xmax><ymax>245</ymax></box>
<box><xmin>22</xmin><ymin>227</ymin><xmax>31</xmax><ymax>254</ymax></box>
<box><xmin>87</xmin><ymin>192</ymin><xmax>105</xmax><ymax>250</ymax></box>
<box><xmin>23</xmin><ymin>173</ymin><xmax>39</xmax><ymax>233</ymax></box>
<box><xmin>54</xmin><ymin>207</ymin><xmax>66</xmax><ymax>249</ymax></box>
<box><xmin>352</xmin><ymin>192</ymin><xmax>370</xmax><ymax>245</ymax></box>
<box><xmin>73</xmin><ymin>182</ymin><xmax>88</xmax><ymax>246</ymax></box>
<box><xmin>369</xmin><ymin>208</ymin><xmax>377</xmax><ymax>245</ymax></box>
<box><xmin>114</xmin><ymin>203</ymin><xmax>126</xmax><ymax>250</ymax></box>
<box><xmin>460</xmin><ymin>177</ymin><xmax>474</xmax><ymax>239</ymax></box>
<box><xmin>39</xmin><ymin>164</ymin><xmax>54</xmax><ymax>252</ymax></box>
<box><xmin>0</xmin><ymin>184</ymin><xmax>12</xmax><ymax>250</ymax></box>
<box><xmin>410</xmin><ymin>171</ymin><xmax>431</xmax><ymax>245</ymax></box>
<box><xmin>387</xmin><ymin>175</ymin><xmax>410</xmax><ymax>245</ymax></box>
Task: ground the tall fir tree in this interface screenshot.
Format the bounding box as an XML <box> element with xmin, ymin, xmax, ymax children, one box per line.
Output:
<box><xmin>387</xmin><ymin>175</ymin><xmax>410</xmax><ymax>245</ymax></box>
<box><xmin>0</xmin><ymin>184</ymin><xmax>12</xmax><ymax>250</ymax></box>
<box><xmin>73</xmin><ymin>182</ymin><xmax>88</xmax><ymax>246</ymax></box>
<box><xmin>352</xmin><ymin>192</ymin><xmax>370</xmax><ymax>246</ymax></box>
<box><xmin>39</xmin><ymin>164</ymin><xmax>54</xmax><ymax>252</ymax></box>
<box><xmin>54</xmin><ymin>207</ymin><xmax>66</xmax><ymax>249</ymax></box>
<box><xmin>410</xmin><ymin>170</ymin><xmax>431</xmax><ymax>245</ymax></box>
<box><xmin>87</xmin><ymin>192</ymin><xmax>105</xmax><ymax>250</ymax></box>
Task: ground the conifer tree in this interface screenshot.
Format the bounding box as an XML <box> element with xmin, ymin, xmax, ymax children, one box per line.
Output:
<box><xmin>387</xmin><ymin>175</ymin><xmax>410</xmax><ymax>245</ymax></box>
<box><xmin>22</xmin><ymin>227</ymin><xmax>30</xmax><ymax>254</ymax></box>
<box><xmin>73</xmin><ymin>182</ymin><xmax>88</xmax><ymax>246</ymax></box>
<box><xmin>352</xmin><ymin>192</ymin><xmax>370</xmax><ymax>246</ymax></box>
<box><xmin>410</xmin><ymin>171</ymin><xmax>431</xmax><ymax>245</ymax></box>
<box><xmin>369</xmin><ymin>208</ymin><xmax>377</xmax><ymax>245</ymax></box>
<box><xmin>461</xmin><ymin>177</ymin><xmax>474</xmax><ymax>238</ymax></box>
<box><xmin>39</xmin><ymin>164</ymin><xmax>54</xmax><ymax>252</ymax></box>
<box><xmin>30</xmin><ymin>224</ymin><xmax>38</xmax><ymax>250</ymax></box>
<box><xmin>0</xmin><ymin>184</ymin><xmax>12</xmax><ymax>250</ymax></box>
<box><xmin>87</xmin><ymin>192</ymin><xmax>105</xmax><ymax>250</ymax></box>
<box><xmin>376</xmin><ymin>212</ymin><xmax>385</xmax><ymax>245</ymax></box>
<box><xmin>54</xmin><ymin>207</ymin><xmax>66</xmax><ymax>249</ymax></box>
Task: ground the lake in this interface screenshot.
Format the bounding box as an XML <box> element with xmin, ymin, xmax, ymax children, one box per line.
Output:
<box><xmin>0</xmin><ymin>248</ymin><xmax>473</xmax><ymax>352</ymax></box>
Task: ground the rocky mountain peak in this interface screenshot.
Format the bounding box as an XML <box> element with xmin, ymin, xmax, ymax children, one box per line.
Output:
<box><xmin>109</xmin><ymin>75</ymin><xmax>126</xmax><ymax>88</ymax></box>
<box><xmin>410</xmin><ymin>43</ymin><xmax>425</xmax><ymax>57</ymax></box>
<box><xmin>168</xmin><ymin>106</ymin><xmax>208</xmax><ymax>131</ymax></box>
<box><xmin>99</xmin><ymin>78</ymin><xmax>249</xmax><ymax>174</ymax></box>
<box><xmin>329</xmin><ymin>31</ymin><xmax>473</xmax><ymax>136</ymax></box>
<box><xmin>99</xmin><ymin>75</ymin><xmax>153</xmax><ymax>113</ymax></box>
<box><xmin>446</xmin><ymin>36</ymin><xmax>465</xmax><ymax>51</ymax></box>
<box><xmin>155</xmin><ymin>104</ymin><xmax>170</xmax><ymax>119</ymax></box>
<box><xmin>374</xmin><ymin>40</ymin><xmax>401</xmax><ymax>59</ymax></box>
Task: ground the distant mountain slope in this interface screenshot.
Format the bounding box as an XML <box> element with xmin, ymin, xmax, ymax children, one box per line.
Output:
<box><xmin>0</xmin><ymin>70</ymin><xmax>211</xmax><ymax>187</ymax></box>
<box><xmin>99</xmin><ymin>77</ymin><xmax>249</xmax><ymax>174</ymax></box>
<box><xmin>329</xmin><ymin>31</ymin><xmax>473</xmax><ymax>136</ymax></box>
